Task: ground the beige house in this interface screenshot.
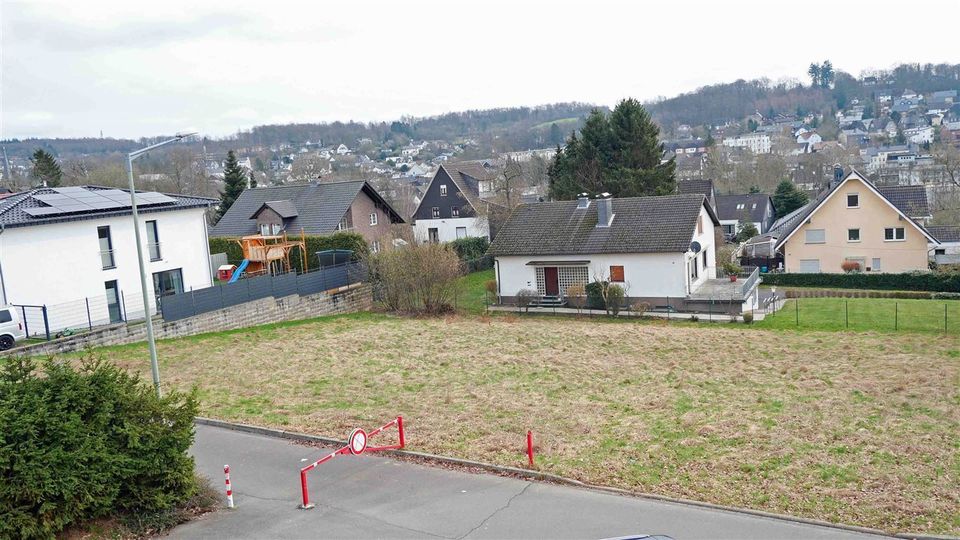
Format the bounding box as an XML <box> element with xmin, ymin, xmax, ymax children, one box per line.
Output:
<box><xmin>772</xmin><ymin>170</ymin><xmax>937</xmax><ymax>273</ymax></box>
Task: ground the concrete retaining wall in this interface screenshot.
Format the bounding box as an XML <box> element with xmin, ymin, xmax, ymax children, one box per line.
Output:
<box><xmin>6</xmin><ymin>284</ymin><xmax>372</xmax><ymax>357</ymax></box>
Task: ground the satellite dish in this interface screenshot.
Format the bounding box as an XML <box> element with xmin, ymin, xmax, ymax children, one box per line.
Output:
<box><xmin>690</xmin><ymin>241</ymin><xmax>702</xmax><ymax>254</ymax></box>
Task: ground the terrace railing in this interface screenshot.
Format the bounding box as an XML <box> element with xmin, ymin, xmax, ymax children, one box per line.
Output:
<box><xmin>741</xmin><ymin>266</ymin><xmax>761</xmax><ymax>296</ymax></box>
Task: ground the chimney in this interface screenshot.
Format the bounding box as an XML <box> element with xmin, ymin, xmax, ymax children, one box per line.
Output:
<box><xmin>576</xmin><ymin>192</ymin><xmax>590</xmax><ymax>209</ymax></box>
<box><xmin>833</xmin><ymin>164</ymin><xmax>844</xmax><ymax>185</ymax></box>
<box><xmin>595</xmin><ymin>193</ymin><xmax>613</xmax><ymax>228</ymax></box>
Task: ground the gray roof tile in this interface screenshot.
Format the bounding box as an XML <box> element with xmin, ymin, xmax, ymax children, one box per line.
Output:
<box><xmin>0</xmin><ymin>186</ymin><xmax>214</xmax><ymax>229</ymax></box>
<box><xmin>488</xmin><ymin>194</ymin><xmax>718</xmax><ymax>256</ymax></box>
<box><xmin>209</xmin><ymin>180</ymin><xmax>403</xmax><ymax>237</ymax></box>
<box><xmin>716</xmin><ymin>194</ymin><xmax>772</xmax><ymax>222</ymax></box>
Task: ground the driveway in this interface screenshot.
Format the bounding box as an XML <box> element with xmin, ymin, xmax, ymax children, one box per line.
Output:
<box><xmin>171</xmin><ymin>424</ymin><xmax>892</xmax><ymax>540</ymax></box>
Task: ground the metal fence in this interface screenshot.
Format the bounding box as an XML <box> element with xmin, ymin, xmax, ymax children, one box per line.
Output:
<box><xmin>766</xmin><ymin>296</ymin><xmax>959</xmax><ymax>333</ymax></box>
<box><xmin>12</xmin><ymin>287</ymin><xmax>152</xmax><ymax>340</ymax></box>
<box><xmin>159</xmin><ymin>261</ymin><xmax>364</xmax><ymax>322</ymax></box>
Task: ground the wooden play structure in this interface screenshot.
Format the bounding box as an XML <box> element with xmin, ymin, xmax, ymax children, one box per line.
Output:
<box><xmin>235</xmin><ymin>230</ymin><xmax>308</xmax><ymax>277</ymax></box>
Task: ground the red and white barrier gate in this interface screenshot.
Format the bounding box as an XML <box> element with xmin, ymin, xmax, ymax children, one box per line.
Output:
<box><xmin>299</xmin><ymin>416</ymin><xmax>405</xmax><ymax>509</ymax></box>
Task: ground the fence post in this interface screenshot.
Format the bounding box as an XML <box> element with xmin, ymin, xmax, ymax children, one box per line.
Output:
<box><xmin>42</xmin><ymin>305</ymin><xmax>51</xmax><ymax>341</ymax></box>
<box><xmin>845</xmin><ymin>299</ymin><xmax>848</xmax><ymax>329</ymax></box>
<box><xmin>795</xmin><ymin>297</ymin><xmax>799</xmax><ymax>326</ymax></box>
<box><xmin>945</xmin><ymin>304</ymin><xmax>948</xmax><ymax>333</ymax></box>
<box><xmin>895</xmin><ymin>302</ymin><xmax>898</xmax><ymax>331</ymax></box>
<box><xmin>85</xmin><ymin>297</ymin><xmax>93</xmax><ymax>330</ymax></box>
<box><xmin>20</xmin><ymin>306</ymin><xmax>29</xmax><ymax>337</ymax></box>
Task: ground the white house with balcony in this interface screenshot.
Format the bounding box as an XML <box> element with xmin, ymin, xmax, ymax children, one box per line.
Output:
<box><xmin>0</xmin><ymin>186</ymin><xmax>216</xmax><ymax>330</ymax></box>
<box><xmin>488</xmin><ymin>193</ymin><xmax>761</xmax><ymax>315</ymax></box>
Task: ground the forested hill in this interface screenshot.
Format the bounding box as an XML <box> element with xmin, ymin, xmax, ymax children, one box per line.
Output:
<box><xmin>1</xmin><ymin>103</ymin><xmax>599</xmax><ymax>159</ymax></box>
<box><xmin>647</xmin><ymin>62</ymin><xmax>960</xmax><ymax>132</ymax></box>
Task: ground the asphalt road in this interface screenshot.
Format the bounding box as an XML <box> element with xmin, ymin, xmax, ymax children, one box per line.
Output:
<box><xmin>171</xmin><ymin>424</ymin><xmax>893</xmax><ymax>540</ymax></box>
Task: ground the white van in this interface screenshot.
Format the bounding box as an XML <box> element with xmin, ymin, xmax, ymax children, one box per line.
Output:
<box><xmin>0</xmin><ymin>305</ymin><xmax>26</xmax><ymax>350</ymax></box>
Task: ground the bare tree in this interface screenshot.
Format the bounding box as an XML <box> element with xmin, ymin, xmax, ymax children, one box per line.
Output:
<box><xmin>932</xmin><ymin>142</ymin><xmax>960</xmax><ymax>187</ymax></box>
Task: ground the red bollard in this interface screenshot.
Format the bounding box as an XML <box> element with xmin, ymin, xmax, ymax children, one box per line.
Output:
<box><xmin>224</xmin><ymin>465</ymin><xmax>234</xmax><ymax>508</ymax></box>
<box><xmin>527</xmin><ymin>430</ymin><xmax>534</xmax><ymax>466</ymax></box>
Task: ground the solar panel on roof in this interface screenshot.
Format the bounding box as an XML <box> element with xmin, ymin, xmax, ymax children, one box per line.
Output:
<box><xmin>51</xmin><ymin>186</ymin><xmax>88</xmax><ymax>194</ymax></box>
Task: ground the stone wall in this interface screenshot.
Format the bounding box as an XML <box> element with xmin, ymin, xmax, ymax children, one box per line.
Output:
<box><xmin>7</xmin><ymin>284</ymin><xmax>372</xmax><ymax>357</ymax></box>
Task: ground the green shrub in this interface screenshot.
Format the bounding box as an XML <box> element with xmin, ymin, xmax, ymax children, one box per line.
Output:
<box><xmin>762</xmin><ymin>272</ymin><xmax>960</xmax><ymax>292</ymax></box>
<box><xmin>606</xmin><ymin>284</ymin><xmax>626</xmax><ymax>315</ymax></box>
<box><xmin>210</xmin><ymin>232</ymin><xmax>368</xmax><ymax>272</ymax></box>
<box><xmin>0</xmin><ymin>356</ymin><xmax>199</xmax><ymax>539</ymax></box>
<box><xmin>586</xmin><ymin>281</ymin><xmax>606</xmax><ymax>310</ymax></box>
<box><xmin>742</xmin><ymin>311</ymin><xmax>754</xmax><ymax>324</ymax></box>
<box><xmin>449</xmin><ymin>237</ymin><xmax>489</xmax><ymax>261</ymax></box>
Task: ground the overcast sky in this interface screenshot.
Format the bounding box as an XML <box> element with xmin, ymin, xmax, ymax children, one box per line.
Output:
<box><xmin>2</xmin><ymin>0</ymin><xmax>958</xmax><ymax>140</ymax></box>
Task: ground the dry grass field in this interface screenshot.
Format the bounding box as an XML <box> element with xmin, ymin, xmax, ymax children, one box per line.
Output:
<box><xmin>92</xmin><ymin>312</ymin><xmax>959</xmax><ymax>535</ymax></box>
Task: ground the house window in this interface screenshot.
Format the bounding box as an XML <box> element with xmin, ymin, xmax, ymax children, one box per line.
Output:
<box><xmin>152</xmin><ymin>268</ymin><xmax>184</xmax><ymax>311</ymax></box>
<box><xmin>428</xmin><ymin>228</ymin><xmax>439</xmax><ymax>243</ymax></box>
<box><xmin>722</xmin><ymin>224</ymin><xmax>735</xmax><ymax>235</ymax></box>
<box><xmin>847</xmin><ymin>228</ymin><xmax>860</xmax><ymax>242</ymax></box>
<box><xmin>431</xmin><ymin>207</ymin><xmax>440</xmax><ymax>218</ymax></box>
<box><xmin>935</xmin><ymin>248</ymin><xmax>946</xmax><ymax>255</ymax></box>
<box><xmin>610</xmin><ymin>265</ymin><xmax>625</xmax><ymax>282</ymax></box>
<box><xmin>369</xmin><ymin>212</ymin><xmax>378</xmax><ymax>226</ymax></box>
<box><xmin>451</xmin><ymin>206</ymin><xmax>460</xmax><ymax>218</ymax></box>
<box><xmin>798</xmin><ymin>259</ymin><xmax>821</xmax><ymax>273</ymax></box>
<box><xmin>337</xmin><ymin>217</ymin><xmax>350</xmax><ymax>231</ymax></box>
<box><xmin>371</xmin><ymin>240</ymin><xmax>381</xmax><ymax>253</ymax></box>
<box><xmin>146</xmin><ymin>220</ymin><xmax>161</xmax><ymax>261</ymax></box>
<box><xmin>690</xmin><ymin>256</ymin><xmax>699</xmax><ymax>279</ymax></box>
<box><xmin>884</xmin><ymin>227</ymin><xmax>905</xmax><ymax>241</ymax></box>
<box><xmin>697</xmin><ymin>216</ymin><xmax>703</xmax><ymax>234</ymax></box>
<box><xmin>98</xmin><ymin>226</ymin><xmax>115</xmax><ymax>269</ymax></box>
<box><xmin>872</xmin><ymin>257</ymin><xmax>881</xmax><ymax>271</ymax></box>
<box><xmin>847</xmin><ymin>193</ymin><xmax>859</xmax><ymax>208</ymax></box>
<box><xmin>805</xmin><ymin>229</ymin><xmax>826</xmax><ymax>244</ymax></box>
<box><xmin>702</xmin><ymin>249</ymin><xmax>708</xmax><ymax>270</ymax></box>
<box><xmin>439</xmin><ymin>184</ymin><xmax>448</xmax><ymax>196</ymax></box>
<box><xmin>456</xmin><ymin>227</ymin><xmax>467</xmax><ymax>239</ymax></box>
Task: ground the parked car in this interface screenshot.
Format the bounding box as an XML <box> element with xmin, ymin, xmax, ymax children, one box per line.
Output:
<box><xmin>0</xmin><ymin>305</ymin><xmax>27</xmax><ymax>350</ymax></box>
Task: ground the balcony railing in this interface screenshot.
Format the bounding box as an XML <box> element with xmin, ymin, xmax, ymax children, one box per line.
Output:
<box><xmin>100</xmin><ymin>249</ymin><xmax>115</xmax><ymax>270</ymax></box>
<box><xmin>148</xmin><ymin>242</ymin><xmax>162</xmax><ymax>261</ymax></box>
<box><xmin>740</xmin><ymin>266</ymin><xmax>761</xmax><ymax>296</ymax></box>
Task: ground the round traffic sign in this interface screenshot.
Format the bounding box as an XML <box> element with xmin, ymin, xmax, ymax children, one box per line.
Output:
<box><xmin>348</xmin><ymin>428</ymin><xmax>367</xmax><ymax>455</ymax></box>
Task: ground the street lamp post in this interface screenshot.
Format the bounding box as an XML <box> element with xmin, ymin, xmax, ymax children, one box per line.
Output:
<box><xmin>127</xmin><ymin>132</ymin><xmax>197</xmax><ymax>396</ymax></box>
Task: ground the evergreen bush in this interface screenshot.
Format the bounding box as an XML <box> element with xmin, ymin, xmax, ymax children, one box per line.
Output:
<box><xmin>0</xmin><ymin>356</ymin><xmax>199</xmax><ymax>539</ymax></box>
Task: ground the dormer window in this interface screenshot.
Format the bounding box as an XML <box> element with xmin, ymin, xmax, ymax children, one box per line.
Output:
<box><xmin>439</xmin><ymin>184</ymin><xmax>448</xmax><ymax>196</ymax></box>
<box><xmin>451</xmin><ymin>206</ymin><xmax>460</xmax><ymax>217</ymax></box>
<box><xmin>847</xmin><ymin>193</ymin><xmax>859</xmax><ymax>208</ymax></box>
<box><xmin>432</xmin><ymin>207</ymin><xmax>440</xmax><ymax>218</ymax></box>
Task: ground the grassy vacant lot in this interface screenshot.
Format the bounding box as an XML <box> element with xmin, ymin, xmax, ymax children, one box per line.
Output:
<box><xmin>93</xmin><ymin>312</ymin><xmax>958</xmax><ymax>534</ymax></box>
<box><xmin>758</xmin><ymin>297</ymin><xmax>960</xmax><ymax>334</ymax></box>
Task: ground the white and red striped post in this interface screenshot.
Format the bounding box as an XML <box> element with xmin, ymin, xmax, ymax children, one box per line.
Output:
<box><xmin>224</xmin><ymin>464</ymin><xmax>235</xmax><ymax>508</ymax></box>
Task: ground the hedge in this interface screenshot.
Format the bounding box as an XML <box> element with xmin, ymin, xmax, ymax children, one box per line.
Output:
<box><xmin>0</xmin><ymin>356</ymin><xmax>198</xmax><ymax>539</ymax></box>
<box><xmin>761</xmin><ymin>272</ymin><xmax>960</xmax><ymax>292</ymax></box>
<box><xmin>449</xmin><ymin>237</ymin><xmax>489</xmax><ymax>261</ymax></box>
<box><xmin>209</xmin><ymin>232</ymin><xmax>368</xmax><ymax>273</ymax></box>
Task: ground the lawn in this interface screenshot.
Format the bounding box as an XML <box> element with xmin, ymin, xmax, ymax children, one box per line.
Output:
<box><xmin>89</xmin><ymin>312</ymin><xmax>959</xmax><ymax>535</ymax></box>
<box><xmin>758</xmin><ymin>298</ymin><xmax>960</xmax><ymax>334</ymax></box>
<box><xmin>456</xmin><ymin>268</ymin><xmax>495</xmax><ymax>314</ymax></box>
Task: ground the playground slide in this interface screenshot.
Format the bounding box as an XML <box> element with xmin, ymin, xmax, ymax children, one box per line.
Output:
<box><xmin>229</xmin><ymin>259</ymin><xmax>250</xmax><ymax>283</ymax></box>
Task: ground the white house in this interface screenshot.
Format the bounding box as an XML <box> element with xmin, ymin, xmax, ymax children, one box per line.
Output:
<box><xmin>336</xmin><ymin>144</ymin><xmax>350</xmax><ymax>155</ymax></box>
<box><xmin>904</xmin><ymin>126</ymin><xmax>935</xmax><ymax>145</ymax></box>
<box><xmin>411</xmin><ymin>163</ymin><xmax>502</xmax><ymax>243</ymax></box>
<box><xmin>488</xmin><ymin>193</ymin><xmax>760</xmax><ymax>315</ymax></box>
<box><xmin>722</xmin><ymin>132</ymin><xmax>771</xmax><ymax>154</ymax></box>
<box><xmin>0</xmin><ymin>186</ymin><xmax>215</xmax><ymax>331</ymax></box>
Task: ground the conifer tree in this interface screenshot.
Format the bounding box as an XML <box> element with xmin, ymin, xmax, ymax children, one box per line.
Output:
<box><xmin>216</xmin><ymin>150</ymin><xmax>246</xmax><ymax>222</ymax></box>
<box><xmin>772</xmin><ymin>180</ymin><xmax>809</xmax><ymax>216</ymax></box>
<box><xmin>30</xmin><ymin>149</ymin><xmax>63</xmax><ymax>187</ymax></box>
<box><xmin>548</xmin><ymin>99</ymin><xmax>674</xmax><ymax>200</ymax></box>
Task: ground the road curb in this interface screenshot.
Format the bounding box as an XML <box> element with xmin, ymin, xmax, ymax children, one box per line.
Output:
<box><xmin>194</xmin><ymin>417</ymin><xmax>947</xmax><ymax>540</ymax></box>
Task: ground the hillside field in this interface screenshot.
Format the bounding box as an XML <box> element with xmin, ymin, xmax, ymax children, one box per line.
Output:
<box><xmin>88</xmin><ymin>312</ymin><xmax>959</xmax><ymax>535</ymax></box>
